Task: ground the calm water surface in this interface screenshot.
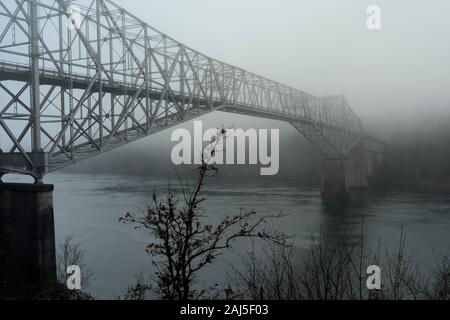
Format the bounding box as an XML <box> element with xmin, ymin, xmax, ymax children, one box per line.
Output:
<box><xmin>15</xmin><ymin>172</ymin><xmax>449</xmax><ymax>299</ymax></box>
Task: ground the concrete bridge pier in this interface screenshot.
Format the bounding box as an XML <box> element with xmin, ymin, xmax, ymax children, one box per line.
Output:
<box><xmin>0</xmin><ymin>183</ymin><xmax>56</xmax><ymax>294</ymax></box>
<box><xmin>346</xmin><ymin>138</ymin><xmax>369</xmax><ymax>190</ymax></box>
<box><xmin>367</xmin><ymin>151</ymin><xmax>384</xmax><ymax>186</ymax></box>
<box><xmin>321</xmin><ymin>139</ymin><xmax>369</xmax><ymax>199</ymax></box>
<box><xmin>321</xmin><ymin>159</ymin><xmax>348</xmax><ymax>199</ymax></box>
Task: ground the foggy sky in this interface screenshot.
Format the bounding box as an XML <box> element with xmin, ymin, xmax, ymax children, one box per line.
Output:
<box><xmin>113</xmin><ymin>0</ymin><xmax>450</xmax><ymax>133</ymax></box>
<box><xmin>56</xmin><ymin>0</ymin><xmax>450</xmax><ymax>177</ymax></box>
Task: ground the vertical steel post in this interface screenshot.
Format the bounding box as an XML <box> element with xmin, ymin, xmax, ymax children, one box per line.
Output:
<box><xmin>96</xmin><ymin>0</ymin><xmax>103</xmax><ymax>146</ymax></box>
<box><xmin>144</xmin><ymin>25</ymin><xmax>150</xmax><ymax>129</ymax></box>
<box><xmin>87</xmin><ymin>19</ymin><xmax>93</xmax><ymax>139</ymax></box>
<box><xmin>180</xmin><ymin>45</ymin><xmax>185</xmax><ymax>118</ymax></box>
<box><xmin>110</xmin><ymin>24</ymin><xmax>115</xmax><ymax>130</ymax></box>
<box><xmin>30</xmin><ymin>0</ymin><xmax>41</xmax><ymax>152</ymax></box>
<box><xmin>232</xmin><ymin>68</ymin><xmax>236</xmax><ymax>105</ymax></box>
<box><xmin>209</xmin><ymin>60</ymin><xmax>213</xmax><ymax>107</ymax></box>
<box><xmin>58</xmin><ymin>4</ymin><xmax>66</xmax><ymax>148</ymax></box>
<box><xmin>164</xmin><ymin>35</ymin><xmax>168</xmax><ymax>122</ymax></box>
<box><xmin>122</xmin><ymin>10</ymin><xmax>127</xmax><ymax>136</ymax></box>
<box><xmin>68</xmin><ymin>12</ymin><xmax>74</xmax><ymax>156</ymax></box>
<box><xmin>148</xmin><ymin>28</ymin><xmax>153</xmax><ymax>123</ymax></box>
<box><xmin>243</xmin><ymin>72</ymin><xmax>247</xmax><ymax>106</ymax></box>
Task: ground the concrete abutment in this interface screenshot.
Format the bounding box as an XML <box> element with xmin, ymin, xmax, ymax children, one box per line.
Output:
<box><xmin>321</xmin><ymin>139</ymin><xmax>370</xmax><ymax>199</ymax></box>
<box><xmin>0</xmin><ymin>183</ymin><xmax>56</xmax><ymax>293</ymax></box>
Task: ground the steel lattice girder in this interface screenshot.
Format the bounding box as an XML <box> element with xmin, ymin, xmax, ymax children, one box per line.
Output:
<box><xmin>0</xmin><ymin>0</ymin><xmax>364</xmax><ymax>180</ymax></box>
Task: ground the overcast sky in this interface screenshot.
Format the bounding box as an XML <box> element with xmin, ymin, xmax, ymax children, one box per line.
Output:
<box><xmin>112</xmin><ymin>0</ymin><xmax>450</xmax><ymax>124</ymax></box>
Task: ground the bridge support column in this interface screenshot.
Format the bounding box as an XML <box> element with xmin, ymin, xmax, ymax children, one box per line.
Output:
<box><xmin>321</xmin><ymin>159</ymin><xmax>348</xmax><ymax>199</ymax></box>
<box><xmin>346</xmin><ymin>138</ymin><xmax>369</xmax><ymax>190</ymax></box>
<box><xmin>0</xmin><ymin>183</ymin><xmax>56</xmax><ymax>294</ymax></box>
<box><xmin>321</xmin><ymin>139</ymin><xmax>369</xmax><ymax>199</ymax></box>
<box><xmin>367</xmin><ymin>151</ymin><xmax>384</xmax><ymax>186</ymax></box>
<box><xmin>366</xmin><ymin>151</ymin><xmax>377</xmax><ymax>185</ymax></box>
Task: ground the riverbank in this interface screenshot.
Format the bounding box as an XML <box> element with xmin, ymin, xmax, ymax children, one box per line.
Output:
<box><xmin>374</xmin><ymin>178</ymin><xmax>450</xmax><ymax>194</ymax></box>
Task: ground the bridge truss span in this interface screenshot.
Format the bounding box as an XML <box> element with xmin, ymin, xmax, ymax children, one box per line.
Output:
<box><xmin>0</xmin><ymin>0</ymin><xmax>364</xmax><ymax>181</ymax></box>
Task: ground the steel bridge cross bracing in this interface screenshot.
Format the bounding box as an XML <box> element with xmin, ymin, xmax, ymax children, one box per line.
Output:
<box><xmin>0</xmin><ymin>0</ymin><xmax>364</xmax><ymax>180</ymax></box>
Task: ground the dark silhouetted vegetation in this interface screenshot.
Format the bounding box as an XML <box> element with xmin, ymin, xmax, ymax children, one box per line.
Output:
<box><xmin>57</xmin><ymin>236</ymin><xmax>93</xmax><ymax>290</ymax></box>
<box><xmin>121</xmin><ymin>129</ymin><xmax>289</xmax><ymax>300</ymax></box>
<box><xmin>0</xmin><ymin>235</ymin><xmax>92</xmax><ymax>300</ymax></box>
<box><xmin>231</xmin><ymin>225</ymin><xmax>450</xmax><ymax>300</ymax></box>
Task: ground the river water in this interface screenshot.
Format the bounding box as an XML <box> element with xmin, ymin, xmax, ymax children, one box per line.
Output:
<box><xmin>10</xmin><ymin>172</ymin><xmax>449</xmax><ymax>299</ymax></box>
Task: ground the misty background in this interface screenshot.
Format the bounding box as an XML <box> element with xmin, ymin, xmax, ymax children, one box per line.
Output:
<box><xmin>62</xmin><ymin>0</ymin><xmax>450</xmax><ymax>187</ymax></box>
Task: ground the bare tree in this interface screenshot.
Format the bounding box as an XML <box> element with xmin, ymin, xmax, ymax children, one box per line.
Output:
<box><xmin>231</xmin><ymin>241</ymin><xmax>300</xmax><ymax>300</ymax></box>
<box><xmin>430</xmin><ymin>255</ymin><xmax>450</xmax><ymax>300</ymax></box>
<box><xmin>124</xmin><ymin>273</ymin><xmax>152</xmax><ymax>300</ymax></box>
<box><xmin>232</xmin><ymin>224</ymin><xmax>449</xmax><ymax>301</ymax></box>
<box><xmin>380</xmin><ymin>228</ymin><xmax>427</xmax><ymax>300</ymax></box>
<box><xmin>121</xmin><ymin>128</ymin><xmax>289</xmax><ymax>300</ymax></box>
<box><xmin>56</xmin><ymin>235</ymin><xmax>93</xmax><ymax>291</ymax></box>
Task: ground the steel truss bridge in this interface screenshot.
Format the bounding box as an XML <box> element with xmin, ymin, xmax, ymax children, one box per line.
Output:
<box><xmin>0</xmin><ymin>0</ymin><xmax>364</xmax><ymax>182</ymax></box>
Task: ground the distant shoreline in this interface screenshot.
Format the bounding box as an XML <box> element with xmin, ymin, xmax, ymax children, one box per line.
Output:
<box><xmin>376</xmin><ymin>179</ymin><xmax>450</xmax><ymax>194</ymax></box>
